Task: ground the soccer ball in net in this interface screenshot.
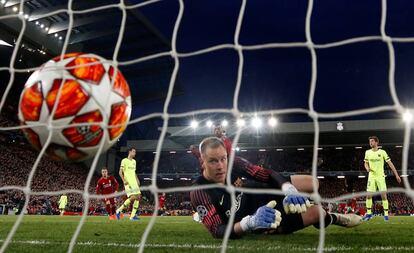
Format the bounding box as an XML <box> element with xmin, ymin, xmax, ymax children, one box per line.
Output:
<box><xmin>18</xmin><ymin>53</ymin><xmax>132</xmax><ymax>161</ymax></box>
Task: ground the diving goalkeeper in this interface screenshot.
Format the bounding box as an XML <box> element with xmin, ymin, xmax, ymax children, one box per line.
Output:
<box><xmin>190</xmin><ymin>137</ymin><xmax>362</xmax><ymax>238</ymax></box>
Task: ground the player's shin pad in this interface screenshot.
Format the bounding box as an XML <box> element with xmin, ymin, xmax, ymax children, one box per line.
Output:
<box><xmin>240</xmin><ymin>200</ymin><xmax>282</xmax><ymax>232</ymax></box>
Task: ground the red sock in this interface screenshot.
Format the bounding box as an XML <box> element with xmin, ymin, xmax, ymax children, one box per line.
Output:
<box><xmin>106</xmin><ymin>204</ymin><xmax>112</xmax><ymax>215</ymax></box>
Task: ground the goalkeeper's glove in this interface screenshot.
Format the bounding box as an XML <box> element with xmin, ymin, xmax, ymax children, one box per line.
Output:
<box><xmin>282</xmin><ymin>183</ymin><xmax>312</xmax><ymax>214</ymax></box>
<box><xmin>240</xmin><ymin>200</ymin><xmax>282</xmax><ymax>232</ymax></box>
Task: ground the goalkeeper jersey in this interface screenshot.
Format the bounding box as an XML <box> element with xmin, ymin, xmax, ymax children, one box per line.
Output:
<box><xmin>190</xmin><ymin>157</ymin><xmax>290</xmax><ymax>238</ymax></box>
<box><xmin>121</xmin><ymin>158</ymin><xmax>137</xmax><ymax>184</ymax></box>
<box><xmin>364</xmin><ymin>149</ymin><xmax>390</xmax><ymax>178</ymax></box>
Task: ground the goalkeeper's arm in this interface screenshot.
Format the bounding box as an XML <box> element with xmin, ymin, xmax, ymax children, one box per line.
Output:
<box><xmin>209</xmin><ymin>201</ymin><xmax>281</xmax><ymax>238</ymax></box>
<box><xmin>237</xmin><ymin>200</ymin><xmax>281</xmax><ymax>233</ymax></box>
<box><xmin>191</xmin><ymin>189</ymin><xmax>281</xmax><ymax>239</ymax></box>
<box><xmin>233</xmin><ymin>157</ymin><xmax>311</xmax><ymax>214</ymax></box>
<box><xmin>217</xmin><ymin>201</ymin><xmax>281</xmax><ymax>237</ymax></box>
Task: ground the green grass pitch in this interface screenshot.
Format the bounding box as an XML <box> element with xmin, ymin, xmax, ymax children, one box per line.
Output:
<box><xmin>0</xmin><ymin>215</ymin><xmax>413</xmax><ymax>253</ymax></box>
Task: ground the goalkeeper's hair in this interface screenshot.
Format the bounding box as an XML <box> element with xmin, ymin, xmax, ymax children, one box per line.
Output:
<box><xmin>368</xmin><ymin>136</ymin><xmax>379</xmax><ymax>143</ymax></box>
<box><xmin>199</xmin><ymin>137</ymin><xmax>225</xmax><ymax>155</ymax></box>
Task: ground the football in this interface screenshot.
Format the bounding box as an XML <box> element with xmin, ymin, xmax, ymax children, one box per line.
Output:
<box><xmin>18</xmin><ymin>53</ymin><xmax>132</xmax><ymax>161</ymax></box>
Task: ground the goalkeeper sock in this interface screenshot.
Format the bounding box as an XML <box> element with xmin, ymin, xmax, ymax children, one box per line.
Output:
<box><xmin>117</xmin><ymin>198</ymin><xmax>131</xmax><ymax>213</ymax></box>
<box><xmin>366</xmin><ymin>198</ymin><xmax>373</xmax><ymax>215</ymax></box>
<box><xmin>383</xmin><ymin>199</ymin><xmax>389</xmax><ymax>216</ymax></box>
<box><xmin>313</xmin><ymin>212</ymin><xmax>336</xmax><ymax>229</ymax></box>
<box><xmin>131</xmin><ymin>200</ymin><xmax>139</xmax><ymax>218</ymax></box>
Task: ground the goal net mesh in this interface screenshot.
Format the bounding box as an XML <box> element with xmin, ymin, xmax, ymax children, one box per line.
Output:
<box><xmin>0</xmin><ymin>0</ymin><xmax>413</xmax><ymax>253</ymax></box>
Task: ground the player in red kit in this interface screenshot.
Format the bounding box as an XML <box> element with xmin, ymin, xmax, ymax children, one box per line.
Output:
<box><xmin>96</xmin><ymin>167</ymin><xmax>119</xmax><ymax>219</ymax></box>
<box><xmin>158</xmin><ymin>193</ymin><xmax>166</xmax><ymax>215</ymax></box>
<box><xmin>346</xmin><ymin>196</ymin><xmax>358</xmax><ymax>214</ymax></box>
<box><xmin>213</xmin><ymin>126</ymin><xmax>232</xmax><ymax>154</ymax></box>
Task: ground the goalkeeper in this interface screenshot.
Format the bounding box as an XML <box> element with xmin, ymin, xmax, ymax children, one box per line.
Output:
<box><xmin>190</xmin><ymin>137</ymin><xmax>362</xmax><ymax>238</ymax></box>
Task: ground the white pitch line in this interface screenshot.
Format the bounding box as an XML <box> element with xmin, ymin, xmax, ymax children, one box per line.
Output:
<box><xmin>1</xmin><ymin>240</ymin><xmax>414</xmax><ymax>252</ymax></box>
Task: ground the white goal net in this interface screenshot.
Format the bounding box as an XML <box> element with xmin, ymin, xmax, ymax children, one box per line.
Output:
<box><xmin>0</xmin><ymin>0</ymin><xmax>414</xmax><ymax>253</ymax></box>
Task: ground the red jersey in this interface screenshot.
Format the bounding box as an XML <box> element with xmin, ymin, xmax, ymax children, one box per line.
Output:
<box><xmin>159</xmin><ymin>195</ymin><xmax>166</xmax><ymax>208</ymax></box>
<box><xmin>350</xmin><ymin>197</ymin><xmax>357</xmax><ymax>210</ymax></box>
<box><xmin>96</xmin><ymin>176</ymin><xmax>119</xmax><ymax>195</ymax></box>
<box><xmin>221</xmin><ymin>135</ymin><xmax>232</xmax><ymax>155</ymax></box>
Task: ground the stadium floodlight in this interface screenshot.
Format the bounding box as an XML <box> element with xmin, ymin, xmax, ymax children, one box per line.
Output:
<box><xmin>59</xmin><ymin>36</ymin><xmax>63</xmax><ymax>40</ymax></box>
<box><xmin>335</xmin><ymin>147</ymin><xmax>343</xmax><ymax>150</ymax></box>
<box><xmin>403</xmin><ymin>110</ymin><xmax>413</xmax><ymax>123</ymax></box>
<box><xmin>395</xmin><ymin>145</ymin><xmax>403</xmax><ymax>148</ymax></box>
<box><xmin>276</xmin><ymin>148</ymin><xmax>284</xmax><ymax>151</ymax></box>
<box><xmin>0</xmin><ymin>0</ymin><xmax>6</xmax><ymax>5</ymax></box>
<box><xmin>235</xmin><ymin>147</ymin><xmax>240</xmax><ymax>152</ymax></box>
<box><xmin>54</xmin><ymin>33</ymin><xmax>58</xmax><ymax>37</ymax></box>
<box><xmin>337</xmin><ymin>176</ymin><xmax>345</xmax><ymax>179</ymax></box>
<box><xmin>45</xmin><ymin>27</ymin><xmax>49</xmax><ymax>31</ymax></box>
<box><xmin>251</xmin><ymin>117</ymin><xmax>262</xmax><ymax>128</ymax></box>
<box><xmin>40</xmin><ymin>23</ymin><xmax>44</xmax><ymax>28</ymax></box>
<box><xmin>358</xmin><ymin>175</ymin><xmax>366</xmax><ymax>178</ymax></box>
<box><xmin>0</xmin><ymin>39</ymin><xmax>12</xmax><ymax>47</ymax></box>
<box><xmin>35</xmin><ymin>21</ymin><xmax>39</xmax><ymax>25</ymax></box>
<box><xmin>355</xmin><ymin>146</ymin><xmax>362</xmax><ymax>149</ymax></box>
<box><xmin>186</xmin><ymin>150</ymin><xmax>192</xmax><ymax>153</ymax></box>
<box><xmin>190</xmin><ymin>120</ymin><xmax>198</xmax><ymax>128</ymax></box>
<box><xmin>268</xmin><ymin>117</ymin><xmax>278</xmax><ymax>127</ymax></box>
<box><xmin>12</xmin><ymin>6</ymin><xmax>17</xmax><ymax>12</ymax></box>
<box><xmin>221</xmin><ymin>119</ymin><xmax>228</xmax><ymax>127</ymax></box>
<box><xmin>24</xmin><ymin>14</ymin><xmax>29</xmax><ymax>19</ymax></box>
<box><xmin>297</xmin><ymin>148</ymin><xmax>304</xmax><ymax>151</ymax></box>
<box><xmin>317</xmin><ymin>176</ymin><xmax>325</xmax><ymax>179</ymax></box>
<box><xmin>400</xmin><ymin>175</ymin><xmax>409</xmax><ymax>177</ymax></box>
<box><xmin>240</xmin><ymin>149</ymin><xmax>247</xmax><ymax>152</ymax></box>
<box><xmin>258</xmin><ymin>149</ymin><xmax>266</xmax><ymax>152</ymax></box>
<box><xmin>236</xmin><ymin>118</ymin><xmax>245</xmax><ymax>127</ymax></box>
<box><xmin>317</xmin><ymin>147</ymin><xmax>323</xmax><ymax>150</ymax></box>
<box><xmin>206</xmin><ymin>120</ymin><xmax>213</xmax><ymax>127</ymax></box>
<box><xmin>169</xmin><ymin>151</ymin><xmax>176</xmax><ymax>154</ymax></box>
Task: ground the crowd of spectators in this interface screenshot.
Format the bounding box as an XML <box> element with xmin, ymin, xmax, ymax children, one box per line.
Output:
<box><xmin>318</xmin><ymin>177</ymin><xmax>414</xmax><ymax>215</ymax></box>
<box><xmin>1</xmin><ymin>140</ymin><xmax>413</xmax><ymax>216</ymax></box>
<box><xmin>0</xmin><ymin>142</ymin><xmax>195</xmax><ymax>216</ymax></box>
<box><xmin>132</xmin><ymin>146</ymin><xmax>414</xmax><ymax>176</ymax></box>
<box><xmin>0</xmin><ymin>142</ymin><xmax>99</xmax><ymax>215</ymax></box>
<box><xmin>1</xmin><ymin>105</ymin><xmax>414</xmax><ymax>217</ymax></box>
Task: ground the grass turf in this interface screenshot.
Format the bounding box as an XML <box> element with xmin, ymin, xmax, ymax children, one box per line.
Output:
<box><xmin>0</xmin><ymin>215</ymin><xmax>413</xmax><ymax>253</ymax></box>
